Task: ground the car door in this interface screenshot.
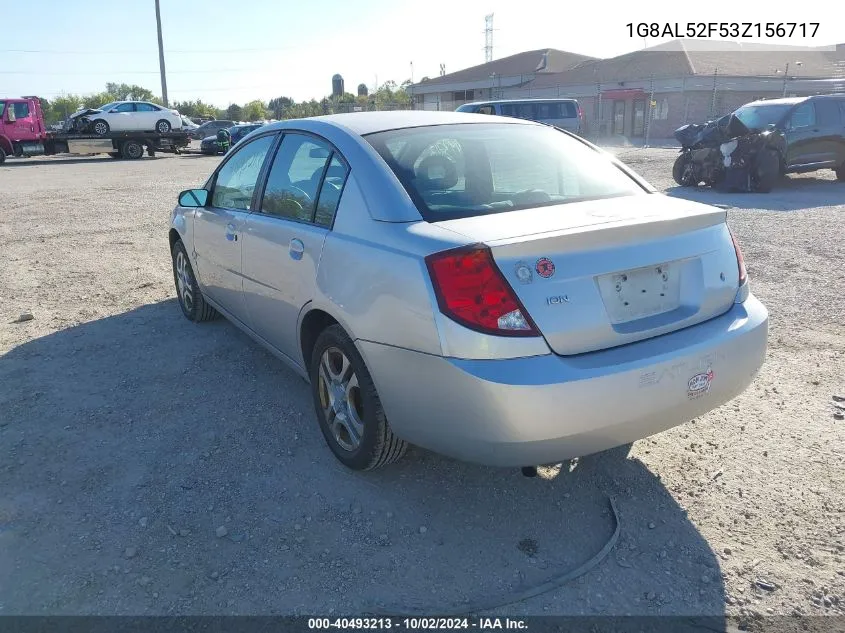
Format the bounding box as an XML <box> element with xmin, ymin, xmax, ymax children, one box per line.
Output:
<box><xmin>812</xmin><ymin>99</ymin><xmax>844</xmax><ymax>166</ymax></box>
<box><xmin>6</xmin><ymin>101</ymin><xmax>36</xmax><ymax>141</ymax></box>
<box><xmin>241</xmin><ymin>132</ymin><xmax>349</xmax><ymax>365</ymax></box>
<box><xmin>192</xmin><ymin>132</ymin><xmax>278</xmax><ymax>322</ymax></box>
<box><xmin>106</xmin><ymin>102</ymin><xmax>136</xmax><ymax>131</ymax></box>
<box><xmin>784</xmin><ymin>101</ymin><xmax>826</xmax><ymax>167</ymax></box>
<box><xmin>135</xmin><ymin>102</ymin><xmax>160</xmax><ymax>129</ymax></box>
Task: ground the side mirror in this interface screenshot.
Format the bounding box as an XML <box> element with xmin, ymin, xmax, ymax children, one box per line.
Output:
<box><xmin>7</xmin><ymin>107</ymin><xmax>16</xmax><ymax>122</ymax></box>
<box><xmin>178</xmin><ymin>189</ymin><xmax>209</xmax><ymax>207</ymax></box>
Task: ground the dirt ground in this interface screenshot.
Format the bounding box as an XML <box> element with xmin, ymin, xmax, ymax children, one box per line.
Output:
<box><xmin>1</xmin><ymin>145</ymin><xmax>843</xmax><ymax>621</ymax></box>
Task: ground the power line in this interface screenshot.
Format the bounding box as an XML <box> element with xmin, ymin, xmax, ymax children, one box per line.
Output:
<box><xmin>0</xmin><ymin>47</ymin><xmax>292</xmax><ymax>54</ymax></box>
<box><xmin>0</xmin><ymin>69</ymin><xmax>262</xmax><ymax>75</ymax></box>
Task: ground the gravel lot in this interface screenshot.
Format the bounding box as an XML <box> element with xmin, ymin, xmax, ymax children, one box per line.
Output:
<box><xmin>1</xmin><ymin>146</ymin><xmax>843</xmax><ymax>621</ymax></box>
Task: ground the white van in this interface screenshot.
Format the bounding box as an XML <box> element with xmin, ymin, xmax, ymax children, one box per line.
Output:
<box><xmin>456</xmin><ymin>99</ymin><xmax>584</xmax><ymax>134</ymax></box>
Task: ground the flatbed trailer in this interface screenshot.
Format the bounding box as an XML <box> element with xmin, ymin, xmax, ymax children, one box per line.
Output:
<box><xmin>1</xmin><ymin>96</ymin><xmax>191</xmax><ymax>164</ymax></box>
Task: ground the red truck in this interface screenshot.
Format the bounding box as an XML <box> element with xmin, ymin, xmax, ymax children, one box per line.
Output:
<box><xmin>0</xmin><ymin>96</ymin><xmax>190</xmax><ymax>164</ymax></box>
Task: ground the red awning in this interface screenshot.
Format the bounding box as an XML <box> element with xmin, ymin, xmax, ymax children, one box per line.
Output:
<box><xmin>600</xmin><ymin>89</ymin><xmax>646</xmax><ymax>99</ymax></box>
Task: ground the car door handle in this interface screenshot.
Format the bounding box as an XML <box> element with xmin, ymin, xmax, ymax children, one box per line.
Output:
<box><xmin>225</xmin><ymin>223</ymin><xmax>238</xmax><ymax>242</ymax></box>
<box><xmin>289</xmin><ymin>238</ymin><xmax>305</xmax><ymax>260</ymax></box>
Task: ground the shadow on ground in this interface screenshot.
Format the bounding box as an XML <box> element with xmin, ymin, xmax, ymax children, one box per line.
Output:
<box><xmin>665</xmin><ymin>174</ymin><xmax>845</xmax><ymax>212</ymax></box>
<box><xmin>0</xmin><ymin>301</ymin><xmax>726</xmax><ymax>620</ymax></box>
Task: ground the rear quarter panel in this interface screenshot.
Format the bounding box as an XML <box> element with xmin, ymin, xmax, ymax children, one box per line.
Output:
<box><xmin>309</xmin><ymin>174</ymin><xmax>454</xmax><ymax>357</ymax></box>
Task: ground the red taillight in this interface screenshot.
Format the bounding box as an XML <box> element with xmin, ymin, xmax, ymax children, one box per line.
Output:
<box><xmin>729</xmin><ymin>228</ymin><xmax>747</xmax><ymax>286</ymax></box>
<box><xmin>425</xmin><ymin>244</ymin><xmax>539</xmax><ymax>337</ymax></box>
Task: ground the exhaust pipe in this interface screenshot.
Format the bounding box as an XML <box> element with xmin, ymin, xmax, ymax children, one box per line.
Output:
<box><xmin>521</xmin><ymin>466</ymin><xmax>538</xmax><ymax>478</ymax></box>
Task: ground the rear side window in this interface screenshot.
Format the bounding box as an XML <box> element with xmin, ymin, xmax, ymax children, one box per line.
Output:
<box><xmin>815</xmin><ymin>100</ymin><xmax>842</xmax><ymax>127</ymax></box>
<box><xmin>314</xmin><ymin>156</ymin><xmax>349</xmax><ymax>227</ymax></box>
<box><xmin>136</xmin><ymin>103</ymin><xmax>159</xmax><ymax>112</ymax></box>
<box><xmin>210</xmin><ymin>134</ymin><xmax>276</xmax><ymax>210</ymax></box>
<box><xmin>261</xmin><ymin>133</ymin><xmax>332</xmax><ymax>222</ymax></box>
<box><xmin>366</xmin><ymin>123</ymin><xmax>644</xmax><ymax>221</ymax></box>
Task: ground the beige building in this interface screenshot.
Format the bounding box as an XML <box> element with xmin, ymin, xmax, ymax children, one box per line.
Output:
<box><xmin>410</xmin><ymin>40</ymin><xmax>845</xmax><ymax>140</ymax></box>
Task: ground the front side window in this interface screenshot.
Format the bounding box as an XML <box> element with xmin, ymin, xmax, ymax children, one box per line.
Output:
<box><xmin>12</xmin><ymin>102</ymin><xmax>30</xmax><ymax>119</ymax></box>
<box><xmin>366</xmin><ymin>123</ymin><xmax>645</xmax><ymax>221</ymax></box>
<box><xmin>113</xmin><ymin>103</ymin><xmax>136</xmax><ymax>113</ymax></box>
<box><xmin>261</xmin><ymin>133</ymin><xmax>333</xmax><ymax>221</ymax></box>
<box><xmin>477</xmin><ymin>105</ymin><xmax>495</xmax><ymax>115</ymax></box>
<box><xmin>789</xmin><ymin>102</ymin><xmax>816</xmax><ymax>129</ymax></box>
<box><xmin>0</xmin><ymin>101</ymin><xmax>5</xmax><ymax>117</ymax></box>
<box><xmin>210</xmin><ymin>134</ymin><xmax>276</xmax><ymax>210</ymax></box>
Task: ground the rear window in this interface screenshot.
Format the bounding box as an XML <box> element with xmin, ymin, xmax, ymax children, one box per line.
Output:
<box><xmin>366</xmin><ymin>123</ymin><xmax>645</xmax><ymax>221</ymax></box>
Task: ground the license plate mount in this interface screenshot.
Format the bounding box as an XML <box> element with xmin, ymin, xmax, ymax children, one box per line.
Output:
<box><xmin>598</xmin><ymin>262</ymin><xmax>681</xmax><ymax>324</ymax></box>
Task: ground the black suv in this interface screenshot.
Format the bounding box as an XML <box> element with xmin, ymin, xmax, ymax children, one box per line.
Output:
<box><xmin>733</xmin><ymin>95</ymin><xmax>845</xmax><ymax>181</ymax></box>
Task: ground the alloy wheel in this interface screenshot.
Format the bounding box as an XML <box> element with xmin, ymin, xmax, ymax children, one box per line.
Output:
<box><xmin>317</xmin><ymin>347</ymin><xmax>364</xmax><ymax>451</ymax></box>
<box><xmin>174</xmin><ymin>250</ymin><xmax>194</xmax><ymax>312</ymax></box>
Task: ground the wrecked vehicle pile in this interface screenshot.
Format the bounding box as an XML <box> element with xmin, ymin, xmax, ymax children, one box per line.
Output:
<box><xmin>672</xmin><ymin>113</ymin><xmax>781</xmax><ymax>193</ymax></box>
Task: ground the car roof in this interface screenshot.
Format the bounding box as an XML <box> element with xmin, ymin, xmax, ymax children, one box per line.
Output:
<box><xmin>260</xmin><ymin>110</ymin><xmax>536</xmax><ymax>136</ymax></box>
<box><xmin>742</xmin><ymin>97</ymin><xmax>807</xmax><ymax>107</ymax></box>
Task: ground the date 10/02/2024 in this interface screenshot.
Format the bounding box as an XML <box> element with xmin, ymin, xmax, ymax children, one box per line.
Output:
<box><xmin>307</xmin><ymin>618</ymin><xmax>528</xmax><ymax>630</ymax></box>
<box><xmin>626</xmin><ymin>22</ymin><xmax>820</xmax><ymax>39</ymax></box>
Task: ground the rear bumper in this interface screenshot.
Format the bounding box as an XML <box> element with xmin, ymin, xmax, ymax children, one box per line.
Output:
<box><xmin>358</xmin><ymin>294</ymin><xmax>768</xmax><ymax>467</ymax></box>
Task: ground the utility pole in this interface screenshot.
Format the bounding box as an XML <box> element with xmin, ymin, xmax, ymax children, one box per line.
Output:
<box><xmin>644</xmin><ymin>74</ymin><xmax>655</xmax><ymax>148</ymax></box>
<box><xmin>154</xmin><ymin>0</ymin><xmax>169</xmax><ymax>106</ymax></box>
<box><xmin>782</xmin><ymin>62</ymin><xmax>789</xmax><ymax>97</ymax></box>
<box><xmin>484</xmin><ymin>14</ymin><xmax>494</xmax><ymax>63</ymax></box>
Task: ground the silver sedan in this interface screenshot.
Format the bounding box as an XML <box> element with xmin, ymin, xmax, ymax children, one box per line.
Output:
<box><xmin>169</xmin><ymin>111</ymin><xmax>768</xmax><ymax>470</ymax></box>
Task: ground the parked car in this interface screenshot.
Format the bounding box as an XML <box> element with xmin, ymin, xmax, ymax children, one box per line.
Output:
<box><xmin>72</xmin><ymin>101</ymin><xmax>182</xmax><ymax>136</ymax></box>
<box><xmin>169</xmin><ymin>111</ymin><xmax>768</xmax><ymax>471</ymax></box>
<box><xmin>731</xmin><ymin>95</ymin><xmax>845</xmax><ymax>181</ymax></box>
<box><xmin>190</xmin><ymin>119</ymin><xmax>235</xmax><ymax>140</ymax></box>
<box><xmin>200</xmin><ymin>123</ymin><xmax>264</xmax><ymax>154</ymax></box>
<box><xmin>457</xmin><ymin>98</ymin><xmax>585</xmax><ymax>134</ymax></box>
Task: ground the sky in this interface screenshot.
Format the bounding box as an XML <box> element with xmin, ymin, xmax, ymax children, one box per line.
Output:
<box><xmin>2</xmin><ymin>0</ymin><xmax>843</xmax><ymax>107</ymax></box>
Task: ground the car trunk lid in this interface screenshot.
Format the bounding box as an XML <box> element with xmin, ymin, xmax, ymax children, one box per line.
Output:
<box><xmin>434</xmin><ymin>194</ymin><xmax>741</xmax><ymax>355</ymax></box>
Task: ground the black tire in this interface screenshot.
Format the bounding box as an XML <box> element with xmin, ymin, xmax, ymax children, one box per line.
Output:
<box><xmin>0</xmin><ymin>147</ymin><xmax>6</xmax><ymax>164</ymax></box>
<box><xmin>156</xmin><ymin>119</ymin><xmax>172</xmax><ymax>133</ymax></box>
<box><xmin>171</xmin><ymin>240</ymin><xmax>219</xmax><ymax>322</ymax></box>
<box><xmin>753</xmin><ymin>148</ymin><xmax>780</xmax><ymax>193</ymax></box>
<box><xmin>310</xmin><ymin>325</ymin><xmax>408</xmax><ymax>470</ymax></box>
<box><xmin>120</xmin><ymin>140</ymin><xmax>144</xmax><ymax>160</ymax></box>
<box><xmin>672</xmin><ymin>154</ymin><xmax>694</xmax><ymax>186</ymax></box>
<box><xmin>92</xmin><ymin>119</ymin><xmax>110</xmax><ymax>136</ymax></box>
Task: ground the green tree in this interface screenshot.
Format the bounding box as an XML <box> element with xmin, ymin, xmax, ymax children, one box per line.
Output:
<box><xmin>268</xmin><ymin>96</ymin><xmax>294</xmax><ymax>119</ymax></box>
<box><xmin>105</xmin><ymin>83</ymin><xmax>157</xmax><ymax>102</ymax></box>
<box><xmin>242</xmin><ymin>100</ymin><xmax>268</xmax><ymax>121</ymax></box>
<box><xmin>173</xmin><ymin>99</ymin><xmax>218</xmax><ymax>119</ymax></box>
<box><xmin>226</xmin><ymin>103</ymin><xmax>243</xmax><ymax>120</ymax></box>
<box><xmin>50</xmin><ymin>95</ymin><xmax>83</xmax><ymax>122</ymax></box>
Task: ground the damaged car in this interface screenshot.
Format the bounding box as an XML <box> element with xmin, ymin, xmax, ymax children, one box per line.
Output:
<box><xmin>673</xmin><ymin>95</ymin><xmax>845</xmax><ymax>193</ymax></box>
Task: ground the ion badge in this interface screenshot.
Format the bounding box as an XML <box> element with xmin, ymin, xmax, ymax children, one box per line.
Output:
<box><xmin>687</xmin><ymin>369</ymin><xmax>714</xmax><ymax>400</ymax></box>
<box><xmin>514</xmin><ymin>262</ymin><xmax>533</xmax><ymax>284</ymax></box>
<box><xmin>535</xmin><ymin>257</ymin><xmax>555</xmax><ymax>278</ymax></box>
